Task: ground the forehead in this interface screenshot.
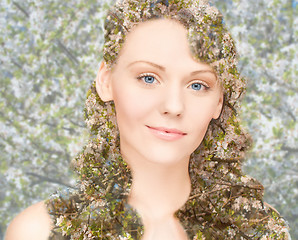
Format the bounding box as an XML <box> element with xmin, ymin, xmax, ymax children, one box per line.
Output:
<box><xmin>115</xmin><ymin>19</ymin><xmax>213</xmax><ymax>72</ymax></box>
<box><xmin>121</xmin><ymin>19</ymin><xmax>188</xmax><ymax>53</ymax></box>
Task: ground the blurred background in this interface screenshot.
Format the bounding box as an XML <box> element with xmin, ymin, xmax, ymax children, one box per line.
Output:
<box><xmin>0</xmin><ymin>0</ymin><xmax>297</xmax><ymax>239</ymax></box>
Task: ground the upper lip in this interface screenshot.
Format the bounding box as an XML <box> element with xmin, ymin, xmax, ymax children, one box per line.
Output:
<box><xmin>146</xmin><ymin>125</ymin><xmax>187</xmax><ymax>135</ymax></box>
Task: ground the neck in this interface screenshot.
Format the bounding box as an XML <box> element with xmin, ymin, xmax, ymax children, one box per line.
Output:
<box><xmin>126</xmin><ymin>156</ymin><xmax>191</xmax><ymax>224</ymax></box>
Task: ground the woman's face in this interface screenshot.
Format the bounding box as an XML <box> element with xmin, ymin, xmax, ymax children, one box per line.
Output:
<box><xmin>98</xmin><ymin>19</ymin><xmax>223</xmax><ymax>165</ymax></box>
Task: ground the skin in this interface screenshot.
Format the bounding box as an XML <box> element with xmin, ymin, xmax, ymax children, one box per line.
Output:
<box><xmin>5</xmin><ymin>19</ymin><xmax>223</xmax><ymax>240</ymax></box>
<box><xmin>4</xmin><ymin>201</ymin><xmax>52</xmax><ymax>240</ymax></box>
<box><xmin>97</xmin><ymin>19</ymin><xmax>223</xmax><ymax>240</ymax></box>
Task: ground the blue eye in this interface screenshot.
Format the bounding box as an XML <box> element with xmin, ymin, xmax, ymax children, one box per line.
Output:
<box><xmin>191</xmin><ymin>83</ymin><xmax>202</xmax><ymax>91</ymax></box>
<box><xmin>144</xmin><ymin>75</ymin><xmax>155</xmax><ymax>84</ymax></box>
<box><xmin>137</xmin><ymin>74</ymin><xmax>158</xmax><ymax>85</ymax></box>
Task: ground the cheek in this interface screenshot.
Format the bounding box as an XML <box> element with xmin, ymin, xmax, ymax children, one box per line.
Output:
<box><xmin>112</xmin><ymin>87</ymin><xmax>156</xmax><ymax>126</ymax></box>
<box><xmin>191</xmin><ymin>98</ymin><xmax>218</xmax><ymax>118</ymax></box>
<box><xmin>189</xmin><ymin>99</ymin><xmax>219</xmax><ymax>134</ymax></box>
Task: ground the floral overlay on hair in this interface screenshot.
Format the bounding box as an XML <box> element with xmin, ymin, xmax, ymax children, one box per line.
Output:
<box><xmin>46</xmin><ymin>0</ymin><xmax>290</xmax><ymax>239</ymax></box>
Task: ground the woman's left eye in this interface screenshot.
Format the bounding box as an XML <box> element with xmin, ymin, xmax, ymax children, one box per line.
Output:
<box><xmin>189</xmin><ymin>82</ymin><xmax>209</xmax><ymax>91</ymax></box>
<box><xmin>143</xmin><ymin>76</ymin><xmax>155</xmax><ymax>84</ymax></box>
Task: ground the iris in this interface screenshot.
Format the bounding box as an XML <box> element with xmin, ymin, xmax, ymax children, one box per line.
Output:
<box><xmin>191</xmin><ymin>83</ymin><xmax>202</xmax><ymax>91</ymax></box>
<box><xmin>144</xmin><ymin>76</ymin><xmax>155</xmax><ymax>84</ymax></box>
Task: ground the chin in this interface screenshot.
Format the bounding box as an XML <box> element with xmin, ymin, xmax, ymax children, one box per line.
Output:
<box><xmin>120</xmin><ymin>138</ymin><xmax>193</xmax><ymax>167</ymax></box>
<box><xmin>144</xmin><ymin>149</ymin><xmax>190</xmax><ymax>166</ymax></box>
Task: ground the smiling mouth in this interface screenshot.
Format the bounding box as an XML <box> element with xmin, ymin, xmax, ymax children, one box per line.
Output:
<box><xmin>146</xmin><ymin>125</ymin><xmax>187</xmax><ymax>135</ymax></box>
<box><xmin>146</xmin><ymin>125</ymin><xmax>186</xmax><ymax>141</ymax></box>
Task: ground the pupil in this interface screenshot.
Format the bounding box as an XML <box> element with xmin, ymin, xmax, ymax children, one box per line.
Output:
<box><xmin>145</xmin><ymin>76</ymin><xmax>154</xmax><ymax>83</ymax></box>
<box><xmin>192</xmin><ymin>83</ymin><xmax>202</xmax><ymax>90</ymax></box>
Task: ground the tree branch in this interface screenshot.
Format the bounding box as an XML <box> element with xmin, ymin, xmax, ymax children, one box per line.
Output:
<box><xmin>11</xmin><ymin>59</ymin><xmax>23</xmax><ymax>69</ymax></box>
<box><xmin>211</xmin><ymin>157</ymin><xmax>243</xmax><ymax>163</ymax></box>
<box><xmin>26</xmin><ymin>171</ymin><xmax>76</xmax><ymax>189</ymax></box>
<box><xmin>12</xmin><ymin>2</ymin><xmax>29</xmax><ymax>18</ymax></box>
<box><xmin>68</xmin><ymin>117</ymin><xmax>86</xmax><ymax>128</ymax></box>
<box><xmin>56</xmin><ymin>40</ymin><xmax>79</xmax><ymax>65</ymax></box>
<box><xmin>281</xmin><ymin>145</ymin><xmax>298</xmax><ymax>153</ymax></box>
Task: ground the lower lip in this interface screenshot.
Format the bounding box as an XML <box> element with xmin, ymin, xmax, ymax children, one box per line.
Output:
<box><xmin>147</xmin><ymin>126</ymin><xmax>185</xmax><ymax>141</ymax></box>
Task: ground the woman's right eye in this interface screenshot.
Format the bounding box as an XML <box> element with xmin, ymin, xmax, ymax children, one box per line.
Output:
<box><xmin>137</xmin><ymin>73</ymin><xmax>158</xmax><ymax>85</ymax></box>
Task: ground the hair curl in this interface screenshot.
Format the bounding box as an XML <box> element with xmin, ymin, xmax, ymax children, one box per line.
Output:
<box><xmin>86</xmin><ymin>0</ymin><xmax>251</xmax><ymax>172</ymax></box>
<box><xmin>47</xmin><ymin>1</ymin><xmax>290</xmax><ymax>239</ymax></box>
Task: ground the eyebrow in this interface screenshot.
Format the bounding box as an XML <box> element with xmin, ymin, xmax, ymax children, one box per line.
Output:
<box><xmin>127</xmin><ymin>60</ymin><xmax>166</xmax><ymax>71</ymax></box>
<box><xmin>190</xmin><ymin>70</ymin><xmax>217</xmax><ymax>78</ymax></box>
<box><xmin>127</xmin><ymin>60</ymin><xmax>217</xmax><ymax>78</ymax></box>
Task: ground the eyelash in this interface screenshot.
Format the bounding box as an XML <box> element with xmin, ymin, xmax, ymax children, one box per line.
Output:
<box><xmin>188</xmin><ymin>81</ymin><xmax>210</xmax><ymax>92</ymax></box>
<box><xmin>136</xmin><ymin>73</ymin><xmax>210</xmax><ymax>92</ymax></box>
<box><xmin>137</xmin><ymin>73</ymin><xmax>159</xmax><ymax>86</ymax></box>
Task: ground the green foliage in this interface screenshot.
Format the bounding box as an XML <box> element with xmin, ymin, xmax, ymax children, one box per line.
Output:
<box><xmin>0</xmin><ymin>0</ymin><xmax>112</xmax><ymax>236</ymax></box>
<box><xmin>213</xmin><ymin>0</ymin><xmax>298</xmax><ymax>238</ymax></box>
<box><xmin>1</xmin><ymin>0</ymin><xmax>297</xmax><ymax>239</ymax></box>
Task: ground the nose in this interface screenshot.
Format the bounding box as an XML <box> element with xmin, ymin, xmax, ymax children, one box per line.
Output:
<box><xmin>160</xmin><ymin>84</ymin><xmax>184</xmax><ymax>117</ymax></box>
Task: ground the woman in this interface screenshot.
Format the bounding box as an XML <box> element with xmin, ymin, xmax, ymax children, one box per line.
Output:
<box><xmin>5</xmin><ymin>0</ymin><xmax>290</xmax><ymax>239</ymax></box>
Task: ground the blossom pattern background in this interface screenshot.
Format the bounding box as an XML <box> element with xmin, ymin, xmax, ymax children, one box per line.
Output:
<box><xmin>0</xmin><ymin>0</ymin><xmax>297</xmax><ymax>239</ymax></box>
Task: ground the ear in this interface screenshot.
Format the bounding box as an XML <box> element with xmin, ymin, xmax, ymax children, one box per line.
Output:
<box><xmin>212</xmin><ymin>92</ymin><xmax>224</xmax><ymax>120</ymax></box>
<box><xmin>95</xmin><ymin>61</ymin><xmax>113</xmax><ymax>102</ymax></box>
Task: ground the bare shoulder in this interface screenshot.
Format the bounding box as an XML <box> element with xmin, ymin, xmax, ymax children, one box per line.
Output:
<box><xmin>5</xmin><ymin>201</ymin><xmax>53</xmax><ymax>240</ymax></box>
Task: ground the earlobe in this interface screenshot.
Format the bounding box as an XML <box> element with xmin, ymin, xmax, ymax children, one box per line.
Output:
<box><xmin>95</xmin><ymin>61</ymin><xmax>113</xmax><ymax>102</ymax></box>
